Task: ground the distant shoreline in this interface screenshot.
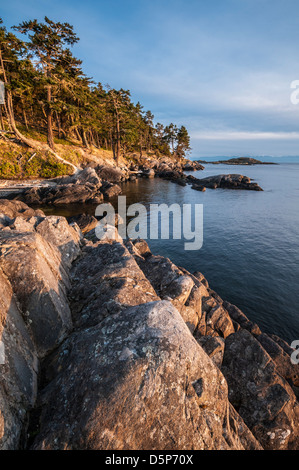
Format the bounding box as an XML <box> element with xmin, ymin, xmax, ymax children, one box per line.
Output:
<box><xmin>195</xmin><ymin>157</ymin><xmax>278</xmax><ymax>165</ymax></box>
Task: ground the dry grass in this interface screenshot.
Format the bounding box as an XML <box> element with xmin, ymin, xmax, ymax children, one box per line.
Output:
<box><xmin>0</xmin><ymin>123</ymin><xmax>119</xmax><ymax>179</ymax></box>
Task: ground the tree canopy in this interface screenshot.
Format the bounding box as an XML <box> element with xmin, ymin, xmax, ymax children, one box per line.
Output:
<box><xmin>0</xmin><ymin>16</ymin><xmax>191</xmax><ymax>161</ymax></box>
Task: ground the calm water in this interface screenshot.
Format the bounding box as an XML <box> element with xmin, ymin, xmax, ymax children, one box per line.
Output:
<box><xmin>44</xmin><ymin>163</ymin><xmax>299</xmax><ymax>343</ymax></box>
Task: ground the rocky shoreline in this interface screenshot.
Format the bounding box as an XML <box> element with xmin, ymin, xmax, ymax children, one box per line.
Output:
<box><xmin>0</xmin><ymin>198</ymin><xmax>298</xmax><ymax>450</ymax></box>
<box><xmin>0</xmin><ymin>156</ymin><xmax>263</xmax><ymax>207</ymax></box>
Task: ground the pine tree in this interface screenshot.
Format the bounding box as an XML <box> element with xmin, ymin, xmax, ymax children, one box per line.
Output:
<box><xmin>164</xmin><ymin>123</ymin><xmax>178</xmax><ymax>155</ymax></box>
<box><xmin>0</xmin><ymin>18</ymin><xmax>34</xmax><ymax>144</ymax></box>
<box><xmin>0</xmin><ymin>17</ymin><xmax>191</xmax><ymax>167</ymax></box>
<box><xmin>14</xmin><ymin>17</ymin><xmax>79</xmax><ymax>149</ymax></box>
<box><xmin>106</xmin><ymin>87</ymin><xmax>132</xmax><ymax>164</ymax></box>
<box><xmin>176</xmin><ymin>125</ymin><xmax>191</xmax><ymax>157</ymax></box>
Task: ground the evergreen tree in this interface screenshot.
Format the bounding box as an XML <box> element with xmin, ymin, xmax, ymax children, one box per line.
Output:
<box><xmin>0</xmin><ymin>17</ymin><xmax>33</xmax><ymax>144</ymax></box>
<box><xmin>106</xmin><ymin>87</ymin><xmax>132</xmax><ymax>164</ymax></box>
<box><xmin>176</xmin><ymin>125</ymin><xmax>191</xmax><ymax>157</ymax></box>
<box><xmin>14</xmin><ymin>17</ymin><xmax>79</xmax><ymax>149</ymax></box>
<box><xmin>164</xmin><ymin>123</ymin><xmax>178</xmax><ymax>155</ymax></box>
<box><xmin>0</xmin><ymin>17</ymin><xmax>191</xmax><ymax>164</ymax></box>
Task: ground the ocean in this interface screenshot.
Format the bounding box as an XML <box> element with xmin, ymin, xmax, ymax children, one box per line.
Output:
<box><xmin>113</xmin><ymin>163</ymin><xmax>299</xmax><ymax>344</ymax></box>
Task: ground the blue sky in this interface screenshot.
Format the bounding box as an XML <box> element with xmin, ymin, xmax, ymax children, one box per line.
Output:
<box><xmin>2</xmin><ymin>0</ymin><xmax>299</xmax><ymax>158</ymax></box>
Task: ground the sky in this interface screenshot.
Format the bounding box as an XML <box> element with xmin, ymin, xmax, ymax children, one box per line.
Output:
<box><xmin>2</xmin><ymin>0</ymin><xmax>299</xmax><ymax>158</ymax></box>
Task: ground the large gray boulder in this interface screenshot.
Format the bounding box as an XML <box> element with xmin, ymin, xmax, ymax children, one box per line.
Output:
<box><xmin>0</xmin><ymin>231</ymin><xmax>72</xmax><ymax>357</ymax></box>
<box><xmin>94</xmin><ymin>165</ymin><xmax>126</xmax><ymax>183</ymax></box>
<box><xmin>69</xmin><ymin>240</ymin><xmax>159</xmax><ymax>329</ymax></box>
<box><xmin>35</xmin><ymin>216</ymin><xmax>82</xmax><ymax>268</ymax></box>
<box><xmin>0</xmin><ymin>199</ymin><xmax>45</xmax><ymax>219</ymax></box>
<box><xmin>31</xmin><ymin>301</ymin><xmax>260</xmax><ymax>450</ymax></box>
<box><xmin>130</xmin><ymin>240</ymin><xmax>234</xmax><ymax>338</ymax></box>
<box><xmin>63</xmin><ymin>167</ymin><xmax>102</xmax><ymax>188</ymax></box>
<box><xmin>0</xmin><ymin>268</ymin><xmax>38</xmax><ymax>449</ymax></box>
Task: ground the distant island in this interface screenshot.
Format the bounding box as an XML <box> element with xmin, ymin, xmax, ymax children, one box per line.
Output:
<box><xmin>196</xmin><ymin>157</ymin><xmax>278</xmax><ymax>165</ymax></box>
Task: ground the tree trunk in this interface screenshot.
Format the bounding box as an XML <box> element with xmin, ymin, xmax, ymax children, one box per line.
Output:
<box><xmin>74</xmin><ymin>126</ymin><xmax>81</xmax><ymax>142</ymax></box>
<box><xmin>40</xmin><ymin>103</ymin><xmax>47</xmax><ymax>119</ymax></box>
<box><xmin>115</xmin><ymin>112</ymin><xmax>120</xmax><ymax>165</ymax></box>
<box><xmin>3</xmin><ymin>101</ymin><xmax>12</xmax><ymax>131</ymax></box>
<box><xmin>47</xmin><ymin>85</ymin><xmax>55</xmax><ymax>149</ymax></box>
<box><xmin>81</xmin><ymin>129</ymin><xmax>89</xmax><ymax>149</ymax></box>
<box><xmin>55</xmin><ymin>111</ymin><xmax>61</xmax><ymax>139</ymax></box>
<box><xmin>140</xmin><ymin>137</ymin><xmax>143</xmax><ymax>158</ymax></box>
<box><xmin>22</xmin><ymin>101</ymin><xmax>29</xmax><ymax>131</ymax></box>
<box><xmin>95</xmin><ymin>132</ymin><xmax>100</xmax><ymax>149</ymax></box>
<box><xmin>0</xmin><ymin>106</ymin><xmax>5</xmax><ymax>130</ymax></box>
<box><xmin>111</xmin><ymin>134</ymin><xmax>116</xmax><ymax>160</ymax></box>
<box><xmin>0</xmin><ymin>49</ymin><xmax>78</xmax><ymax>172</ymax></box>
<box><xmin>6</xmin><ymin>89</ymin><xmax>34</xmax><ymax>146</ymax></box>
<box><xmin>109</xmin><ymin>129</ymin><xmax>113</xmax><ymax>151</ymax></box>
<box><xmin>89</xmin><ymin>129</ymin><xmax>97</xmax><ymax>147</ymax></box>
<box><xmin>0</xmin><ymin>49</ymin><xmax>16</xmax><ymax>134</ymax></box>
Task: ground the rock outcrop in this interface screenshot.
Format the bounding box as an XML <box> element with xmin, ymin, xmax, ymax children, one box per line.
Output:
<box><xmin>18</xmin><ymin>166</ymin><xmax>124</xmax><ymax>206</ymax></box>
<box><xmin>0</xmin><ymin>199</ymin><xmax>45</xmax><ymax>220</ymax></box>
<box><xmin>222</xmin><ymin>330</ymin><xmax>299</xmax><ymax>450</ymax></box>
<box><xmin>0</xmin><ymin>227</ymin><xmax>79</xmax><ymax>358</ymax></box>
<box><xmin>0</xmin><ymin>200</ymin><xmax>297</xmax><ymax>451</ymax></box>
<box><xmin>31</xmin><ymin>301</ymin><xmax>254</xmax><ymax>450</ymax></box>
<box><xmin>128</xmin><ymin>156</ymin><xmax>204</xmax><ymax>187</ymax></box>
<box><xmin>187</xmin><ymin>174</ymin><xmax>263</xmax><ymax>191</ymax></box>
<box><xmin>128</xmin><ymin>158</ymin><xmax>263</xmax><ymax>192</ymax></box>
<box><xmin>0</xmin><ymin>267</ymin><xmax>38</xmax><ymax>449</ymax></box>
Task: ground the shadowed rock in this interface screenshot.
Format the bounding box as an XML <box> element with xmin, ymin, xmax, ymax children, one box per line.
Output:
<box><xmin>187</xmin><ymin>174</ymin><xmax>263</xmax><ymax>191</ymax></box>
<box><xmin>68</xmin><ymin>213</ymin><xmax>99</xmax><ymax>234</ymax></box>
<box><xmin>101</xmin><ymin>182</ymin><xmax>122</xmax><ymax>198</ymax></box>
<box><xmin>0</xmin><ymin>231</ymin><xmax>73</xmax><ymax>358</ymax></box>
<box><xmin>19</xmin><ymin>167</ymin><xmax>123</xmax><ymax>205</ymax></box>
<box><xmin>223</xmin><ymin>301</ymin><xmax>261</xmax><ymax>335</ymax></box>
<box><xmin>256</xmin><ymin>333</ymin><xmax>299</xmax><ymax>388</ymax></box>
<box><xmin>0</xmin><ymin>199</ymin><xmax>45</xmax><ymax>219</ymax></box>
<box><xmin>35</xmin><ymin>216</ymin><xmax>81</xmax><ymax>268</ymax></box>
<box><xmin>222</xmin><ymin>329</ymin><xmax>299</xmax><ymax>450</ymax></box>
<box><xmin>196</xmin><ymin>336</ymin><xmax>225</xmax><ymax>369</ymax></box>
<box><xmin>94</xmin><ymin>165</ymin><xmax>126</xmax><ymax>183</ymax></box>
<box><xmin>0</xmin><ymin>268</ymin><xmax>38</xmax><ymax>450</ymax></box>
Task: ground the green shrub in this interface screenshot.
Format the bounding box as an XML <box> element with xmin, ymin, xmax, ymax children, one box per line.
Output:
<box><xmin>0</xmin><ymin>161</ymin><xmax>20</xmax><ymax>179</ymax></box>
<box><xmin>39</xmin><ymin>160</ymin><xmax>70</xmax><ymax>178</ymax></box>
<box><xmin>23</xmin><ymin>153</ymin><xmax>71</xmax><ymax>178</ymax></box>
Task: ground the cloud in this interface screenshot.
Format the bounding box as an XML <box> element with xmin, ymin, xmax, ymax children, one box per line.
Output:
<box><xmin>191</xmin><ymin>131</ymin><xmax>299</xmax><ymax>141</ymax></box>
